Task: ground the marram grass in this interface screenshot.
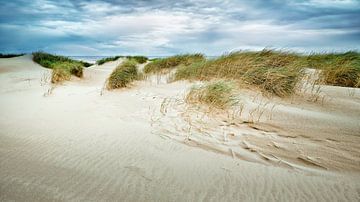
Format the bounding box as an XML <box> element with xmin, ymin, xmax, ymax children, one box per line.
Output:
<box><xmin>143</xmin><ymin>54</ymin><xmax>205</xmax><ymax>74</ymax></box>
<box><xmin>32</xmin><ymin>52</ymin><xmax>89</xmax><ymax>84</ymax></box>
<box><xmin>186</xmin><ymin>81</ymin><xmax>238</xmax><ymax>109</ymax></box>
<box><xmin>107</xmin><ymin>60</ymin><xmax>140</xmax><ymax>89</ymax></box>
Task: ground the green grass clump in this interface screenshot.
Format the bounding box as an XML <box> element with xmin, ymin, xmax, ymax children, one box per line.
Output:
<box><xmin>125</xmin><ymin>56</ymin><xmax>148</xmax><ymax>64</ymax></box>
<box><xmin>305</xmin><ymin>51</ymin><xmax>360</xmax><ymax>87</ymax></box>
<box><xmin>175</xmin><ymin>61</ymin><xmax>206</xmax><ymax>81</ymax></box>
<box><xmin>0</xmin><ymin>53</ymin><xmax>25</xmax><ymax>58</ymax></box>
<box><xmin>144</xmin><ymin>54</ymin><xmax>205</xmax><ymax>74</ymax></box>
<box><xmin>176</xmin><ymin>50</ymin><xmax>303</xmax><ymax>97</ymax></box>
<box><xmin>32</xmin><ymin>52</ymin><xmax>88</xmax><ymax>83</ymax></box>
<box><xmin>107</xmin><ymin>60</ymin><xmax>140</xmax><ymax>89</ymax></box>
<box><xmin>50</xmin><ymin>62</ymin><xmax>83</xmax><ymax>83</ymax></box>
<box><xmin>97</xmin><ymin>56</ymin><xmax>148</xmax><ymax>65</ymax></box>
<box><xmin>96</xmin><ymin>56</ymin><xmax>121</xmax><ymax>65</ymax></box>
<box><xmin>32</xmin><ymin>51</ymin><xmax>91</xmax><ymax>68</ymax></box>
<box><xmin>186</xmin><ymin>81</ymin><xmax>238</xmax><ymax>109</ymax></box>
<box><xmin>51</xmin><ymin>67</ymin><xmax>71</xmax><ymax>83</ymax></box>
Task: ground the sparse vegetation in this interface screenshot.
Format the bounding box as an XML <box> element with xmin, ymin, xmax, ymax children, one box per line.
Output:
<box><xmin>107</xmin><ymin>60</ymin><xmax>140</xmax><ymax>89</ymax></box>
<box><xmin>0</xmin><ymin>53</ymin><xmax>25</xmax><ymax>58</ymax></box>
<box><xmin>186</xmin><ymin>81</ymin><xmax>238</xmax><ymax>109</ymax></box>
<box><xmin>97</xmin><ymin>55</ymin><xmax>148</xmax><ymax>65</ymax></box>
<box><xmin>144</xmin><ymin>54</ymin><xmax>205</xmax><ymax>74</ymax></box>
<box><xmin>32</xmin><ymin>52</ymin><xmax>90</xmax><ymax>83</ymax></box>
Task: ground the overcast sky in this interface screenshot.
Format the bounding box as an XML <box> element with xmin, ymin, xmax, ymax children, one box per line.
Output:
<box><xmin>0</xmin><ymin>0</ymin><xmax>359</xmax><ymax>56</ymax></box>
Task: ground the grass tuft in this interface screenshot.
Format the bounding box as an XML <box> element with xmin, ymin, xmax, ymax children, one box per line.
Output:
<box><xmin>305</xmin><ymin>51</ymin><xmax>360</xmax><ymax>87</ymax></box>
<box><xmin>107</xmin><ymin>60</ymin><xmax>140</xmax><ymax>89</ymax></box>
<box><xmin>175</xmin><ymin>50</ymin><xmax>303</xmax><ymax>96</ymax></box>
<box><xmin>33</xmin><ymin>52</ymin><xmax>88</xmax><ymax>84</ymax></box>
<box><xmin>97</xmin><ymin>55</ymin><xmax>148</xmax><ymax>65</ymax></box>
<box><xmin>186</xmin><ymin>81</ymin><xmax>238</xmax><ymax>109</ymax></box>
<box><xmin>125</xmin><ymin>56</ymin><xmax>148</xmax><ymax>64</ymax></box>
<box><xmin>144</xmin><ymin>54</ymin><xmax>205</xmax><ymax>74</ymax></box>
<box><xmin>51</xmin><ymin>68</ymin><xmax>71</xmax><ymax>83</ymax></box>
<box><xmin>96</xmin><ymin>56</ymin><xmax>121</xmax><ymax>65</ymax></box>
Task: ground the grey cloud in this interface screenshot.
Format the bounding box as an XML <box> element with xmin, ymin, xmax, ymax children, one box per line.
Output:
<box><xmin>0</xmin><ymin>0</ymin><xmax>359</xmax><ymax>55</ymax></box>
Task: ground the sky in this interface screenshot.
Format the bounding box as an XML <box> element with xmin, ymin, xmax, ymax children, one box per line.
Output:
<box><xmin>0</xmin><ymin>0</ymin><xmax>359</xmax><ymax>56</ymax></box>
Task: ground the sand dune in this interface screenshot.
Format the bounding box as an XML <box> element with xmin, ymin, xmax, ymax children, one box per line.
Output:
<box><xmin>1</xmin><ymin>55</ymin><xmax>359</xmax><ymax>201</ymax></box>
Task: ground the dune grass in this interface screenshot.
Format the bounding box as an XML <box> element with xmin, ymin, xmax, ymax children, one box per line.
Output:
<box><xmin>33</xmin><ymin>52</ymin><xmax>91</xmax><ymax>83</ymax></box>
<box><xmin>0</xmin><ymin>53</ymin><xmax>25</xmax><ymax>58</ymax></box>
<box><xmin>175</xmin><ymin>50</ymin><xmax>304</xmax><ymax>97</ymax></box>
<box><xmin>305</xmin><ymin>51</ymin><xmax>360</xmax><ymax>87</ymax></box>
<box><xmin>51</xmin><ymin>67</ymin><xmax>71</xmax><ymax>83</ymax></box>
<box><xmin>144</xmin><ymin>54</ymin><xmax>205</xmax><ymax>74</ymax></box>
<box><xmin>186</xmin><ymin>81</ymin><xmax>238</xmax><ymax>109</ymax></box>
<box><xmin>145</xmin><ymin>50</ymin><xmax>359</xmax><ymax>96</ymax></box>
<box><xmin>33</xmin><ymin>51</ymin><xmax>92</xmax><ymax>68</ymax></box>
<box><xmin>126</xmin><ymin>56</ymin><xmax>148</xmax><ymax>64</ymax></box>
<box><xmin>107</xmin><ymin>60</ymin><xmax>140</xmax><ymax>89</ymax></box>
<box><xmin>96</xmin><ymin>56</ymin><xmax>121</xmax><ymax>65</ymax></box>
<box><xmin>96</xmin><ymin>56</ymin><xmax>148</xmax><ymax>65</ymax></box>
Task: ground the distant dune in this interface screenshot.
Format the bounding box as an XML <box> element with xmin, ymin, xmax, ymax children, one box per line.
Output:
<box><xmin>0</xmin><ymin>55</ymin><xmax>359</xmax><ymax>201</ymax></box>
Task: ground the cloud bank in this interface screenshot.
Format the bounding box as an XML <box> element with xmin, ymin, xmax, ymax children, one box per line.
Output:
<box><xmin>0</xmin><ymin>0</ymin><xmax>359</xmax><ymax>55</ymax></box>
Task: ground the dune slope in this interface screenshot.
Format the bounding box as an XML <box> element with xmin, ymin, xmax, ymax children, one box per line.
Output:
<box><xmin>0</xmin><ymin>55</ymin><xmax>359</xmax><ymax>201</ymax></box>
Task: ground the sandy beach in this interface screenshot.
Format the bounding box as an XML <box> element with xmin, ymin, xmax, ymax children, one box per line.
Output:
<box><xmin>1</xmin><ymin>55</ymin><xmax>360</xmax><ymax>201</ymax></box>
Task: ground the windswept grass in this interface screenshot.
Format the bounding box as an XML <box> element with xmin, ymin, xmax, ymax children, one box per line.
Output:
<box><xmin>97</xmin><ymin>55</ymin><xmax>148</xmax><ymax>65</ymax></box>
<box><xmin>176</xmin><ymin>50</ymin><xmax>303</xmax><ymax>97</ymax></box>
<box><xmin>0</xmin><ymin>53</ymin><xmax>25</xmax><ymax>58</ymax></box>
<box><xmin>107</xmin><ymin>60</ymin><xmax>140</xmax><ymax>89</ymax></box>
<box><xmin>96</xmin><ymin>56</ymin><xmax>121</xmax><ymax>65</ymax></box>
<box><xmin>33</xmin><ymin>52</ymin><xmax>90</xmax><ymax>83</ymax></box>
<box><xmin>186</xmin><ymin>81</ymin><xmax>238</xmax><ymax>109</ymax></box>
<box><xmin>51</xmin><ymin>67</ymin><xmax>71</xmax><ymax>83</ymax></box>
<box><xmin>305</xmin><ymin>51</ymin><xmax>360</xmax><ymax>87</ymax></box>
<box><xmin>175</xmin><ymin>61</ymin><xmax>206</xmax><ymax>81</ymax></box>
<box><xmin>33</xmin><ymin>51</ymin><xmax>92</xmax><ymax>68</ymax></box>
<box><xmin>126</xmin><ymin>56</ymin><xmax>148</xmax><ymax>64</ymax></box>
<box><xmin>144</xmin><ymin>54</ymin><xmax>205</xmax><ymax>74</ymax></box>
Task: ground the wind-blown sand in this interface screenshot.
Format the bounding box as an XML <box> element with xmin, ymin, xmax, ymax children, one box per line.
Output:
<box><xmin>1</xmin><ymin>55</ymin><xmax>359</xmax><ymax>201</ymax></box>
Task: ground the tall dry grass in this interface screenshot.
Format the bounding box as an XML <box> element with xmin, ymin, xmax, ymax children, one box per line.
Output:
<box><xmin>186</xmin><ymin>81</ymin><xmax>238</xmax><ymax>109</ymax></box>
<box><xmin>305</xmin><ymin>51</ymin><xmax>360</xmax><ymax>87</ymax></box>
<box><xmin>176</xmin><ymin>50</ymin><xmax>304</xmax><ymax>97</ymax></box>
<box><xmin>144</xmin><ymin>54</ymin><xmax>205</xmax><ymax>74</ymax></box>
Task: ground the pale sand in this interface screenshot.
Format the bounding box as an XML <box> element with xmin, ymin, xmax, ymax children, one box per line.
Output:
<box><xmin>0</xmin><ymin>55</ymin><xmax>359</xmax><ymax>201</ymax></box>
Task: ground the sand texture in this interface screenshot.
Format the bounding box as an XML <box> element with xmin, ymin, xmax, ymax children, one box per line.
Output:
<box><xmin>1</xmin><ymin>55</ymin><xmax>360</xmax><ymax>201</ymax></box>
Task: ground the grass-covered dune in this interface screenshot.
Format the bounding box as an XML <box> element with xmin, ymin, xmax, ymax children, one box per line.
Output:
<box><xmin>96</xmin><ymin>56</ymin><xmax>148</xmax><ymax>65</ymax></box>
<box><xmin>0</xmin><ymin>53</ymin><xmax>25</xmax><ymax>58</ymax></box>
<box><xmin>96</xmin><ymin>56</ymin><xmax>121</xmax><ymax>65</ymax></box>
<box><xmin>107</xmin><ymin>60</ymin><xmax>141</xmax><ymax>89</ymax></box>
<box><xmin>306</xmin><ymin>51</ymin><xmax>360</xmax><ymax>87</ymax></box>
<box><xmin>143</xmin><ymin>54</ymin><xmax>205</xmax><ymax>74</ymax></box>
<box><xmin>176</xmin><ymin>50</ymin><xmax>304</xmax><ymax>97</ymax></box>
<box><xmin>32</xmin><ymin>52</ymin><xmax>93</xmax><ymax>83</ymax></box>
<box><xmin>144</xmin><ymin>50</ymin><xmax>360</xmax><ymax>97</ymax></box>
